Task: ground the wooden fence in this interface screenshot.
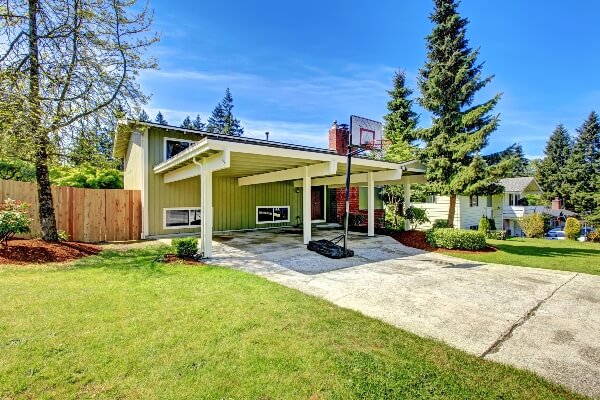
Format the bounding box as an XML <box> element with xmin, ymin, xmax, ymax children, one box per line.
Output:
<box><xmin>0</xmin><ymin>179</ymin><xmax>141</xmax><ymax>242</ymax></box>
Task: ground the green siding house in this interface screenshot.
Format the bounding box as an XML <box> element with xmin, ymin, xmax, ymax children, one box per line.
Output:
<box><xmin>113</xmin><ymin>120</ymin><xmax>426</xmax><ymax>257</ymax></box>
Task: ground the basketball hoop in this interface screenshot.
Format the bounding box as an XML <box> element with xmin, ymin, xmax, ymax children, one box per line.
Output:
<box><xmin>361</xmin><ymin>139</ymin><xmax>384</xmax><ymax>151</ymax></box>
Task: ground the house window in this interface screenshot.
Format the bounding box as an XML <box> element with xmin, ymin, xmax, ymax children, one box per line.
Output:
<box><xmin>424</xmin><ymin>195</ymin><xmax>437</xmax><ymax>204</ymax></box>
<box><xmin>358</xmin><ymin>187</ymin><xmax>384</xmax><ymax>210</ymax></box>
<box><xmin>256</xmin><ymin>206</ymin><xmax>290</xmax><ymax>224</ymax></box>
<box><xmin>164</xmin><ymin>138</ymin><xmax>195</xmax><ymax>161</ymax></box>
<box><xmin>469</xmin><ymin>195</ymin><xmax>479</xmax><ymax>207</ymax></box>
<box><xmin>508</xmin><ymin>194</ymin><xmax>521</xmax><ymax>206</ymax></box>
<box><xmin>164</xmin><ymin>208</ymin><xmax>201</xmax><ymax>229</ymax></box>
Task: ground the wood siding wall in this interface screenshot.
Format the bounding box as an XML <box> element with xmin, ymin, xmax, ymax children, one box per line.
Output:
<box><xmin>0</xmin><ymin>179</ymin><xmax>141</xmax><ymax>242</ymax></box>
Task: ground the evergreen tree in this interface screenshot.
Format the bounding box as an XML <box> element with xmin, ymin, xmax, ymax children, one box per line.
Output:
<box><xmin>180</xmin><ymin>115</ymin><xmax>193</xmax><ymax>129</ymax></box>
<box><xmin>192</xmin><ymin>114</ymin><xmax>205</xmax><ymax>131</ymax></box>
<box><xmin>383</xmin><ymin>70</ymin><xmax>419</xmax><ymax>162</ymax></box>
<box><xmin>207</xmin><ymin>103</ymin><xmax>226</xmax><ymax>133</ymax></box>
<box><xmin>221</xmin><ymin>88</ymin><xmax>244</xmax><ymax>136</ymax></box>
<box><xmin>138</xmin><ymin>109</ymin><xmax>150</xmax><ymax>122</ymax></box>
<box><xmin>484</xmin><ymin>143</ymin><xmax>530</xmax><ymax>177</ymax></box>
<box><xmin>416</xmin><ymin>0</ymin><xmax>507</xmax><ymax>227</ymax></box>
<box><xmin>155</xmin><ymin>111</ymin><xmax>168</xmax><ymax>125</ymax></box>
<box><xmin>564</xmin><ymin>112</ymin><xmax>600</xmax><ymax>216</ymax></box>
<box><xmin>536</xmin><ymin>124</ymin><xmax>572</xmax><ymax>203</ymax></box>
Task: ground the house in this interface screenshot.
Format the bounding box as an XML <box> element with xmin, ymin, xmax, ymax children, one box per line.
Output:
<box><xmin>113</xmin><ymin>120</ymin><xmax>426</xmax><ymax>256</ymax></box>
<box><xmin>413</xmin><ymin>177</ymin><xmax>575</xmax><ymax>236</ymax></box>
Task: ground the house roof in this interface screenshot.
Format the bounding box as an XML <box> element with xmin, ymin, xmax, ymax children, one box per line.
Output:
<box><xmin>499</xmin><ymin>177</ymin><xmax>543</xmax><ymax>194</ymax></box>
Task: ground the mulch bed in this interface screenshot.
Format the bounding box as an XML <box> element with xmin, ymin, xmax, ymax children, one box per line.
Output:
<box><xmin>160</xmin><ymin>253</ymin><xmax>205</xmax><ymax>265</ymax></box>
<box><xmin>0</xmin><ymin>239</ymin><xmax>102</xmax><ymax>265</ymax></box>
<box><xmin>385</xmin><ymin>229</ymin><xmax>497</xmax><ymax>254</ymax></box>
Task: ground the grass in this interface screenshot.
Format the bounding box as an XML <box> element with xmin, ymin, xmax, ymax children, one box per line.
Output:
<box><xmin>440</xmin><ymin>237</ymin><xmax>600</xmax><ymax>275</ymax></box>
<box><xmin>0</xmin><ymin>247</ymin><xmax>586</xmax><ymax>399</ymax></box>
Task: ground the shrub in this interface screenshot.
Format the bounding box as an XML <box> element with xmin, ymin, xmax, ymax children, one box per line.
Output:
<box><xmin>488</xmin><ymin>218</ymin><xmax>497</xmax><ymax>231</ymax></box>
<box><xmin>518</xmin><ymin>213</ymin><xmax>545</xmax><ymax>238</ymax></box>
<box><xmin>564</xmin><ymin>218</ymin><xmax>581</xmax><ymax>240</ymax></box>
<box><xmin>0</xmin><ymin>199</ymin><xmax>32</xmax><ymax>247</ymax></box>
<box><xmin>587</xmin><ymin>230</ymin><xmax>600</xmax><ymax>243</ymax></box>
<box><xmin>432</xmin><ymin>219</ymin><xmax>449</xmax><ymax>229</ymax></box>
<box><xmin>57</xmin><ymin>230</ymin><xmax>69</xmax><ymax>242</ymax></box>
<box><xmin>478</xmin><ymin>215</ymin><xmax>491</xmax><ymax>236</ymax></box>
<box><xmin>426</xmin><ymin>228</ymin><xmax>487</xmax><ymax>251</ymax></box>
<box><xmin>172</xmin><ymin>237</ymin><xmax>199</xmax><ymax>259</ymax></box>
<box><xmin>405</xmin><ymin>206</ymin><xmax>429</xmax><ymax>230</ymax></box>
<box><xmin>349</xmin><ymin>213</ymin><xmax>366</xmax><ymax>227</ymax></box>
<box><xmin>488</xmin><ymin>230</ymin><xmax>507</xmax><ymax>240</ymax></box>
<box><xmin>49</xmin><ymin>163</ymin><xmax>123</xmax><ymax>189</ymax></box>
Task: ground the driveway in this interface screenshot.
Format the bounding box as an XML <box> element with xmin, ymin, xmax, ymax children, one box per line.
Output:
<box><xmin>210</xmin><ymin>230</ymin><xmax>600</xmax><ymax>398</ymax></box>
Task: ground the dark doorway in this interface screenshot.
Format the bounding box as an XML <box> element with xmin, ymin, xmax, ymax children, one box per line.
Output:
<box><xmin>311</xmin><ymin>186</ymin><xmax>324</xmax><ymax>220</ymax></box>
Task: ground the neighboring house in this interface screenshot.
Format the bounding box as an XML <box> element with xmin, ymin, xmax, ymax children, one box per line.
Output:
<box><xmin>413</xmin><ymin>177</ymin><xmax>575</xmax><ymax>236</ymax></box>
<box><xmin>113</xmin><ymin>120</ymin><xmax>426</xmax><ymax>256</ymax></box>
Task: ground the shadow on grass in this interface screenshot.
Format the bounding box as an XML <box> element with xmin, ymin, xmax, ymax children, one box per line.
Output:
<box><xmin>71</xmin><ymin>246</ymin><xmax>172</xmax><ymax>276</ymax></box>
<box><xmin>493</xmin><ymin>242</ymin><xmax>600</xmax><ymax>259</ymax></box>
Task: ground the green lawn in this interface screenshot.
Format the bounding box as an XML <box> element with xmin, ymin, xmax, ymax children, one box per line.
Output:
<box><xmin>441</xmin><ymin>237</ymin><xmax>600</xmax><ymax>275</ymax></box>
<box><xmin>0</xmin><ymin>247</ymin><xmax>585</xmax><ymax>399</ymax></box>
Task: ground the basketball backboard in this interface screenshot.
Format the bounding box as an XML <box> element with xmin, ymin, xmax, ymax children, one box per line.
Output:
<box><xmin>350</xmin><ymin>115</ymin><xmax>383</xmax><ymax>149</ymax></box>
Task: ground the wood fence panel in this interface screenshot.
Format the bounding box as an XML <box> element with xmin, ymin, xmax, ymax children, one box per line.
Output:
<box><xmin>0</xmin><ymin>179</ymin><xmax>141</xmax><ymax>243</ymax></box>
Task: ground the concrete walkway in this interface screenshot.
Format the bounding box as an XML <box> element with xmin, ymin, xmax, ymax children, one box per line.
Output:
<box><xmin>209</xmin><ymin>230</ymin><xmax>600</xmax><ymax>398</ymax></box>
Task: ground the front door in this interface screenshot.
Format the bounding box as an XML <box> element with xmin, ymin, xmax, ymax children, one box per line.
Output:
<box><xmin>311</xmin><ymin>186</ymin><xmax>324</xmax><ymax>220</ymax></box>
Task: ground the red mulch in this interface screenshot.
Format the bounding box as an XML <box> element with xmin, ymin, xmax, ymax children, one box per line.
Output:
<box><xmin>388</xmin><ymin>230</ymin><xmax>497</xmax><ymax>254</ymax></box>
<box><xmin>0</xmin><ymin>239</ymin><xmax>102</xmax><ymax>265</ymax></box>
<box><xmin>161</xmin><ymin>253</ymin><xmax>205</xmax><ymax>265</ymax></box>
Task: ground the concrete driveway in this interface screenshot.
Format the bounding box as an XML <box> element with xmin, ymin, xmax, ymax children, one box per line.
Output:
<box><xmin>210</xmin><ymin>230</ymin><xmax>600</xmax><ymax>398</ymax></box>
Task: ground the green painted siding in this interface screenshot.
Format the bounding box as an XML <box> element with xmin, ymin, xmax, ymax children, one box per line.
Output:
<box><xmin>124</xmin><ymin>131</ymin><xmax>143</xmax><ymax>190</ymax></box>
<box><xmin>145</xmin><ymin>127</ymin><xmax>303</xmax><ymax>236</ymax></box>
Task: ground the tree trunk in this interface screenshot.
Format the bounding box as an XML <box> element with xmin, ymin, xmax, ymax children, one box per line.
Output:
<box><xmin>29</xmin><ymin>0</ymin><xmax>59</xmax><ymax>242</ymax></box>
<box><xmin>447</xmin><ymin>194</ymin><xmax>457</xmax><ymax>228</ymax></box>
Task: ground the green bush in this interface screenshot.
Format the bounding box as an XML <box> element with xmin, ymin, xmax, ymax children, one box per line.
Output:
<box><xmin>426</xmin><ymin>228</ymin><xmax>487</xmax><ymax>251</ymax></box>
<box><xmin>488</xmin><ymin>230</ymin><xmax>507</xmax><ymax>240</ymax></box>
<box><xmin>488</xmin><ymin>218</ymin><xmax>497</xmax><ymax>231</ymax></box>
<box><xmin>405</xmin><ymin>206</ymin><xmax>429</xmax><ymax>230</ymax></box>
<box><xmin>172</xmin><ymin>237</ymin><xmax>198</xmax><ymax>259</ymax></box>
<box><xmin>518</xmin><ymin>213</ymin><xmax>545</xmax><ymax>238</ymax></box>
<box><xmin>49</xmin><ymin>163</ymin><xmax>123</xmax><ymax>189</ymax></box>
<box><xmin>432</xmin><ymin>219</ymin><xmax>449</xmax><ymax>229</ymax></box>
<box><xmin>478</xmin><ymin>215</ymin><xmax>491</xmax><ymax>236</ymax></box>
<box><xmin>564</xmin><ymin>217</ymin><xmax>581</xmax><ymax>240</ymax></box>
<box><xmin>0</xmin><ymin>159</ymin><xmax>36</xmax><ymax>182</ymax></box>
<box><xmin>0</xmin><ymin>198</ymin><xmax>32</xmax><ymax>247</ymax></box>
<box><xmin>587</xmin><ymin>230</ymin><xmax>600</xmax><ymax>243</ymax></box>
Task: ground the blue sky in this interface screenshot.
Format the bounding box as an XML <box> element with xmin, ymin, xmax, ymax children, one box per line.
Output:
<box><xmin>139</xmin><ymin>0</ymin><xmax>600</xmax><ymax>158</ymax></box>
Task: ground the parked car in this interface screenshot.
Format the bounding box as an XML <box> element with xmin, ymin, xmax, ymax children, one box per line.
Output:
<box><xmin>545</xmin><ymin>228</ymin><xmax>565</xmax><ymax>240</ymax></box>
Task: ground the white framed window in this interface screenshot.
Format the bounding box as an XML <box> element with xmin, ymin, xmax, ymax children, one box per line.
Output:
<box><xmin>164</xmin><ymin>137</ymin><xmax>196</xmax><ymax>161</ymax></box>
<box><xmin>163</xmin><ymin>207</ymin><xmax>201</xmax><ymax>229</ymax></box>
<box><xmin>256</xmin><ymin>206</ymin><xmax>290</xmax><ymax>224</ymax></box>
<box><xmin>469</xmin><ymin>195</ymin><xmax>479</xmax><ymax>207</ymax></box>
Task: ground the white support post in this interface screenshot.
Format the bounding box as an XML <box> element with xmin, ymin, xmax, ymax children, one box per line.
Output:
<box><xmin>201</xmin><ymin>169</ymin><xmax>213</xmax><ymax>257</ymax></box>
<box><xmin>404</xmin><ymin>182</ymin><xmax>411</xmax><ymax>231</ymax></box>
<box><xmin>302</xmin><ymin>167</ymin><xmax>312</xmax><ymax>245</ymax></box>
<box><xmin>367</xmin><ymin>172</ymin><xmax>375</xmax><ymax>237</ymax></box>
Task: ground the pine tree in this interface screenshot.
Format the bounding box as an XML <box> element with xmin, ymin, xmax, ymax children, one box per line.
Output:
<box><xmin>221</xmin><ymin>88</ymin><xmax>244</xmax><ymax>136</ymax></box>
<box><xmin>416</xmin><ymin>0</ymin><xmax>506</xmax><ymax>227</ymax></box>
<box><xmin>155</xmin><ymin>111</ymin><xmax>168</xmax><ymax>125</ymax></box>
<box><xmin>207</xmin><ymin>103</ymin><xmax>225</xmax><ymax>133</ymax></box>
<box><xmin>485</xmin><ymin>143</ymin><xmax>530</xmax><ymax>177</ymax></box>
<box><xmin>536</xmin><ymin>124</ymin><xmax>572</xmax><ymax>203</ymax></box>
<box><xmin>192</xmin><ymin>114</ymin><xmax>205</xmax><ymax>131</ymax></box>
<box><xmin>180</xmin><ymin>115</ymin><xmax>193</xmax><ymax>129</ymax></box>
<box><xmin>383</xmin><ymin>70</ymin><xmax>419</xmax><ymax>162</ymax></box>
<box><xmin>564</xmin><ymin>112</ymin><xmax>600</xmax><ymax>216</ymax></box>
<box><xmin>138</xmin><ymin>109</ymin><xmax>150</xmax><ymax>122</ymax></box>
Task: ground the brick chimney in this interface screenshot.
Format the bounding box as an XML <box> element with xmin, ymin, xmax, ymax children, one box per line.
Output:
<box><xmin>328</xmin><ymin>120</ymin><xmax>350</xmax><ymax>155</ymax></box>
<box><xmin>551</xmin><ymin>197</ymin><xmax>562</xmax><ymax>210</ymax></box>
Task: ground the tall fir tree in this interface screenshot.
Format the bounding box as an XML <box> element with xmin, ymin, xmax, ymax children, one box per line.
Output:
<box><xmin>383</xmin><ymin>70</ymin><xmax>419</xmax><ymax>162</ymax></box>
<box><xmin>192</xmin><ymin>114</ymin><xmax>205</xmax><ymax>131</ymax></box>
<box><xmin>536</xmin><ymin>124</ymin><xmax>572</xmax><ymax>203</ymax></box>
<box><xmin>484</xmin><ymin>143</ymin><xmax>530</xmax><ymax>177</ymax></box>
<box><xmin>180</xmin><ymin>115</ymin><xmax>193</xmax><ymax>129</ymax></box>
<box><xmin>155</xmin><ymin>111</ymin><xmax>168</xmax><ymax>125</ymax></box>
<box><xmin>221</xmin><ymin>88</ymin><xmax>244</xmax><ymax>136</ymax></box>
<box><xmin>207</xmin><ymin>103</ymin><xmax>225</xmax><ymax>133</ymax></box>
<box><xmin>416</xmin><ymin>0</ymin><xmax>508</xmax><ymax>226</ymax></box>
<box><xmin>564</xmin><ymin>112</ymin><xmax>600</xmax><ymax>218</ymax></box>
<box><xmin>138</xmin><ymin>109</ymin><xmax>150</xmax><ymax>122</ymax></box>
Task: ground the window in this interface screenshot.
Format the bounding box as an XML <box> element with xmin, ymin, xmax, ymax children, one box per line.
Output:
<box><xmin>508</xmin><ymin>193</ymin><xmax>521</xmax><ymax>206</ymax></box>
<box><xmin>164</xmin><ymin>138</ymin><xmax>196</xmax><ymax>161</ymax></box>
<box><xmin>164</xmin><ymin>208</ymin><xmax>201</xmax><ymax>229</ymax></box>
<box><xmin>358</xmin><ymin>187</ymin><xmax>384</xmax><ymax>210</ymax></box>
<box><xmin>469</xmin><ymin>195</ymin><xmax>479</xmax><ymax>207</ymax></box>
<box><xmin>256</xmin><ymin>206</ymin><xmax>290</xmax><ymax>224</ymax></box>
<box><xmin>424</xmin><ymin>195</ymin><xmax>437</xmax><ymax>204</ymax></box>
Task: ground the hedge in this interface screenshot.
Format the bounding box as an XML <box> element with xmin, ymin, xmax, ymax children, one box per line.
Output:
<box><xmin>426</xmin><ymin>228</ymin><xmax>487</xmax><ymax>251</ymax></box>
<box><xmin>172</xmin><ymin>237</ymin><xmax>199</xmax><ymax>259</ymax></box>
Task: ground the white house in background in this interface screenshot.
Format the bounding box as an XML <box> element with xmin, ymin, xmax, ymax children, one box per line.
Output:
<box><xmin>413</xmin><ymin>177</ymin><xmax>574</xmax><ymax>236</ymax></box>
